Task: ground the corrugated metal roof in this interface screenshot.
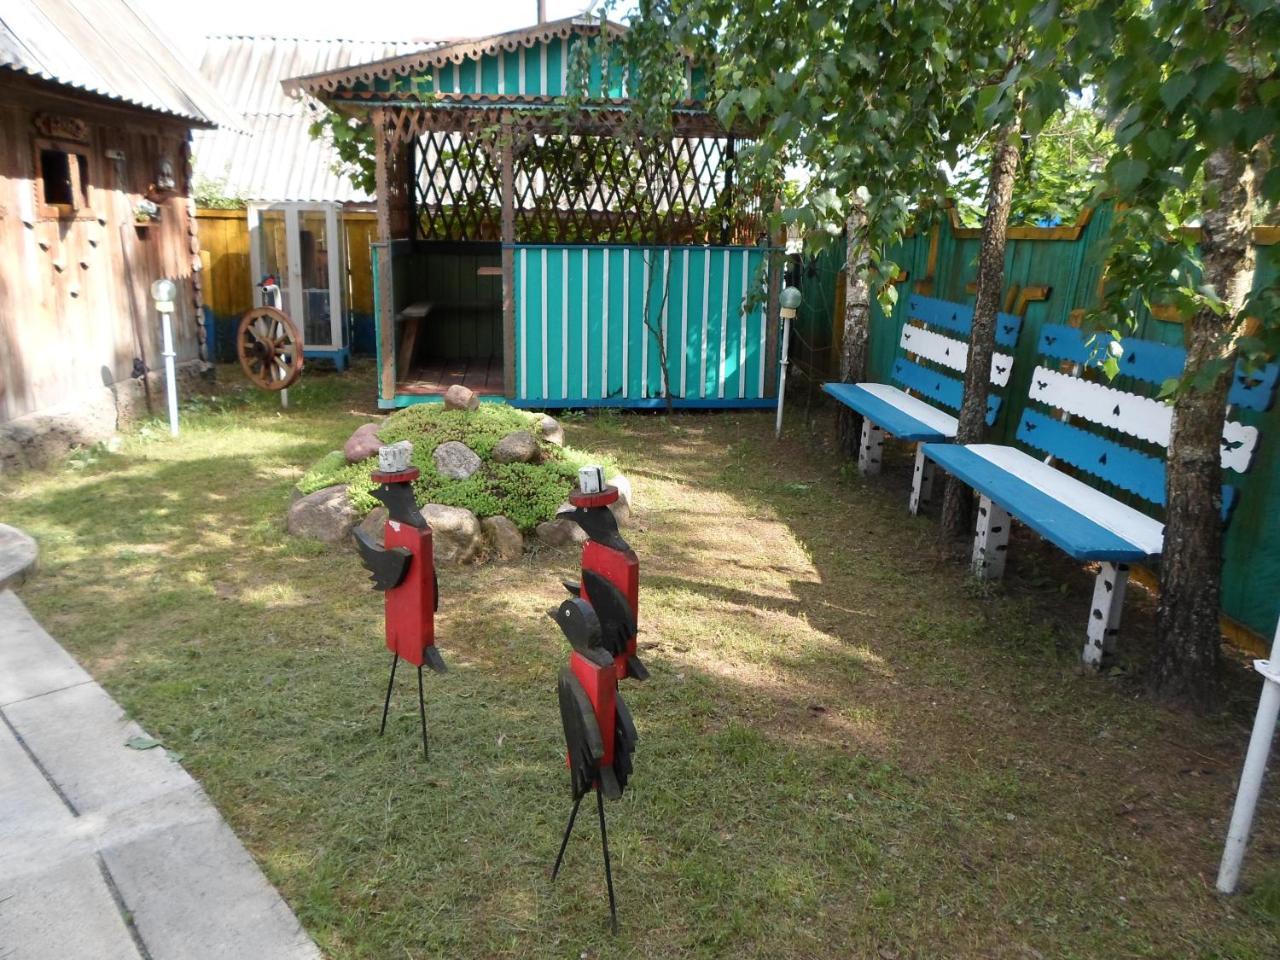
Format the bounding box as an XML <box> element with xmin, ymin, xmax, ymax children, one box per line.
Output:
<box><xmin>192</xmin><ymin>36</ymin><xmax>430</xmax><ymax>203</ymax></box>
<box><xmin>0</xmin><ymin>0</ymin><xmax>233</xmax><ymax>126</ymax></box>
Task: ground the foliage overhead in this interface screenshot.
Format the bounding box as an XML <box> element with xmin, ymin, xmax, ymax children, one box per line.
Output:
<box><xmin>308</xmin><ymin>110</ymin><xmax>378</xmax><ymax>198</ymax></box>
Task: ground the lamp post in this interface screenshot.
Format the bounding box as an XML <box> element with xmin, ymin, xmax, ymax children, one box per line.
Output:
<box><xmin>150</xmin><ymin>278</ymin><xmax>179</xmax><ymax>437</ymax></box>
<box><xmin>775</xmin><ymin>286</ymin><xmax>802</xmax><ymax>439</ymax></box>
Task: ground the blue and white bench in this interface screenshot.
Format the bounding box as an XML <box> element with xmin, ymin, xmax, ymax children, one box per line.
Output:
<box><xmin>823</xmin><ymin>295</ymin><xmax>1026</xmax><ymax>513</ymax></box>
<box><xmin>922</xmin><ymin>323</ymin><xmax>1279</xmax><ymax>667</ymax></box>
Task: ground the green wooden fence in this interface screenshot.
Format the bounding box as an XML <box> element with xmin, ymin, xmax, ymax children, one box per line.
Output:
<box><xmin>802</xmin><ymin>209</ymin><xmax>1280</xmax><ymax>641</ymax></box>
<box><xmin>511</xmin><ymin>244</ymin><xmax>772</xmax><ymax>407</ymax></box>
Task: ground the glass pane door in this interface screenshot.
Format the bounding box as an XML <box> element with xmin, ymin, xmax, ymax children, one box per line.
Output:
<box><xmin>259</xmin><ymin>210</ymin><xmax>291</xmax><ymax>311</ymax></box>
<box><xmin>298</xmin><ymin>211</ymin><xmax>334</xmax><ymax>347</ymax></box>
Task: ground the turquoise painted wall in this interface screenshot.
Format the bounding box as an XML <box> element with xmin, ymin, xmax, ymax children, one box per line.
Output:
<box><xmin>511</xmin><ymin>244</ymin><xmax>771</xmax><ymax>406</ymax></box>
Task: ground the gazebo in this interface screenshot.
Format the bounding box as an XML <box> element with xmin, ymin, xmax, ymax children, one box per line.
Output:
<box><xmin>285</xmin><ymin>15</ymin><xmax>781</xmax><ymax>409</ymax></box>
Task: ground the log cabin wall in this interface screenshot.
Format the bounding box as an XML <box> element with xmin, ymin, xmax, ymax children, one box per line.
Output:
<box><xmin>0</xmin><ymin>77</ymin><xmax>204</xmax><ymax>424</ymax></box>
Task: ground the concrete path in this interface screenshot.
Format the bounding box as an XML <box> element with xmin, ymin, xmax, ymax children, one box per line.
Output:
<box><xmin>0</xmin><ymin>589</ymin><xmax>321</xmax><ymax>960</ymax></box>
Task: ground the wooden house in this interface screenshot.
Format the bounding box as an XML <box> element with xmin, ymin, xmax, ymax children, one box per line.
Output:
<box><xmin>286</xmin><ymin>16</ymin><xmax>783</xmax><ymax>409</ymax></box>
<box><xmin>0</xmin><ymin>0</ymin><xmax>228</xmax><ymax>468</ymax></box>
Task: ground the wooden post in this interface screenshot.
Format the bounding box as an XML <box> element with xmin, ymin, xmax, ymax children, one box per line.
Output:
<box><xmin>500</xmin><ymin>117</ymin><xmax>516</xmax><ymax>398</ymax></box>
<box><xmin>373</xmin><ymin>107</ymin><xmax>396</xmax><ymax>404</ymax></box>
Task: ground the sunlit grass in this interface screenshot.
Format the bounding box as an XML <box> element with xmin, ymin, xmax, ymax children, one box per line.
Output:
<box><xmin>2</xmin><ymin>361</ymin><xmax>1277</xmax><ymax>959</ymax></box>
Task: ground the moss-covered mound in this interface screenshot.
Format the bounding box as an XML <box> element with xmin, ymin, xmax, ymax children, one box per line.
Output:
<box><xmin>298</xmin><ymin>405</ymin><xmax>616</xmax><ymax>532</ymax></box>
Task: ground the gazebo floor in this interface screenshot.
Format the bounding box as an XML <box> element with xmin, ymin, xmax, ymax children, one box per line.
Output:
<box><xmin>398</xmin><ymin>356</ymin><xmax>504</xmax><ymax>396</ymax></box>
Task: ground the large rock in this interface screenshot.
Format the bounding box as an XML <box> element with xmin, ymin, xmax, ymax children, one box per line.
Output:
<box><xmin>609</xmin><ymin>473</ymin><xmax>633</xmax><ymax>526</ymax></box>
<box><xmin>493</xmin><ymin>430</ymin><xmax>539</xmax><ymax>464</ymax></box>
<box><xmin>0</xmin><ymin>524</ymin><xmax>38</xmax><ymax>590</ymax></box>
<box><xmin>343</xmin><ymin>423</ymin><xmax>383</xmax><ymax>463</ymax></box>
<box><xmin>433</xmin><ymin>440</ymin><xmax>482</xmax><ymax>480</ymax></box>
<box><xmin>424</xmin><ymin>504</ymin><xmax>482</xmax><ymax>564</ymax></box>
<box><xmin>536</xmin><ymin>518</ymin><xmax>587</xmax><ymax>548</ymax></box>
<box><xmin>443</xmin><ymin>384</ymin><xmax>480</xmax><ymax>411</ymax></box>
<box><xmin>287</xmin><ymin>485</ymin><xmax>359</xmax><ymax>543</ymax></box>
<box><xmin>481</xmin><ymin>515</ymin><xmax>524</xmax><ymax>560</ymax></box>
<box><xmin>355</xmin><ymin>506</ymin><xmax>388</xmax><ymax>545</ymax></box>
<box><xmin>538</xmin><ymin>415</ymin><xmax>565</xmax><ymax>446</ymax></box>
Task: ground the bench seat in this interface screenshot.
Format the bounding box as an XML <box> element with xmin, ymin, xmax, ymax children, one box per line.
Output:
<box><xmin>823</xmin><ymin>382</ymin><xmax>959</xmax><ymax>442</ymax></box>
<box><xmin>922</xmin><ymin>442</ymin><xmax>1164</xmax><ymax>562</ymax></box>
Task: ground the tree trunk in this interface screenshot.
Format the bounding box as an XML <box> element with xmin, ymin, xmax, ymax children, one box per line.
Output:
<box><xmin>939</xmin><ymin>119</ymin><xmax>1022</xmax><ymax>537</ymax></box>
<box><xmin>1152</xmin><ymin>144</ymin><xmax>1257</xmax><ymax>710</ymax></box>
<box><xmin>837</xmin><ymin>207</ymin><xmax>872</xmax><ymax>456</ymax></box>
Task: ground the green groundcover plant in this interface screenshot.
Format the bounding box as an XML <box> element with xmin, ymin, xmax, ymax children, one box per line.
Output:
<box><xmin>297</xmin><ymin>405</ymin><xmax>618</xmax><ymax>532</ymax></box>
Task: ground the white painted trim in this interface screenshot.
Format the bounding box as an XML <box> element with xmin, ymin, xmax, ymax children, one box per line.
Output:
<box><xmin>1029</xmin><ymin>365</ymin><xmax>1172</xmax><ymax>446</ymax></box>
<box><xmin>966</xmin><ymin>443</ymin><xmax>1165</xmax><ymax>556</ymax></box>
<box><xmin>540</xmin><ymin>248</ymin><xmax>549</xmax><ymax>399</ymax></box>
<box><xmin>856</xmin><ymin>382</ymin><xmax>959</xmax><ymax>437</ymax></box>
<box><xmin>324</xmin><ymin>204</ymin><xmax>343</xmax><ymax>349</ymax></box>
<box><xmin>700</xmin><ymin>249</ymin><xmax>710</xmax><ymax>398</ymax></box>
<box><xmin>561</xmin><ymin>249</ymin><xmax>569</xmax><ymax>399</ymax></box>
<box><xmin>497</xmin><ymin>50</ymin><xmax>505</xmax><ymax>92</ymax></box>
<box><xmin>898</xmin><ymin>324</ymin><xmax>1013</xmax><ymax>387</ymax></box>
<box><xmin>474</xmin><ymin>57</ymin><xmax>481</xmax><ymax>93</ymax></box>
<box><xmin>601</xmin><ymin>251</ymin><xmax>609</xmax><ymax>397</ymax></box>
<box><xmin>757</xmin><ymin>255</ymin><xmax>767</xmax><ymax>399</ymax></box>
<box><xmin>453</xmin><ymin>62</ymin><xmax>460</xmax><ymax>94</ymax></box>
<box><xmin>581</xmin><ymin>249</ymin><xmax>589</xmax><ymax>398</ymax></box>
<box><xmin>282</xmin><ymin>207</ymin><xmax>303</xmax><ymax>331</ymax></box>
<box><xmin>559</xmin><ymin>38</ymin><xmax>569</xmax><ymax>95</ymax></box>
<box><xmin>680</xmin><ymin>250</ymin><xmax>689</xmax><ymax>398</ymax></box>
<box><xmin>660</xmin><ymin>250</ymin><xmax>671</xmax><ymax>398</ymax></box>
<box><xmin>739</xmin><ymin>252</ymin><xmax>748</xmax><ymax>399</ymax></box>
<box><xmin>640</xmin><ymin>253</ymin><xmax>650</xmax><ymax>397</ymax></box>
<box><xmin>621</xmin><ymin>249</ymin><xmax>630</xmax><ymax>398</ymax></box>
<box><xmin>519</xmin><ymin>249</ymin><xmax>528</xmax><ymax>399</ymax></box>
<box><xmin>718</xmin><ymin>249</ymin><xmax>730</xmax><ymax>398</ymax></box>
<box><xmin>539</xmin><ymin>41</ymin><xmax>547</xmax><ymax>95</ymax></box>
<box><xmin>518</xmin><ymin>46</ymin><xmax>526</xmax><ymax>95</ymax></box>
<box><xmin>1222</xmin><ymin>420</ymin><xmax>1260</xmax><ymax>473</ymax></box>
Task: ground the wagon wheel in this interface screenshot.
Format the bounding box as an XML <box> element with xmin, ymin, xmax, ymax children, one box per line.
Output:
<box><xmin>236</xmin><ymin>306</ymin><xmax>303</xmax><ymax>391</ymax></box>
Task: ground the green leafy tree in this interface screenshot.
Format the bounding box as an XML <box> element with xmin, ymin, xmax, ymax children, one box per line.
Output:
<box><xmin>308</xmin><ymin>110</ymin><xmax>377</xmax><ymax>198</ymax></box>
<box><xmin>1067</xmin><ymin>0</ymin><xmax>1280</xmax><ymax>708</ymax></box>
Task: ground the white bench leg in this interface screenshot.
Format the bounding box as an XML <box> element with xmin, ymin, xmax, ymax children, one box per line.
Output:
<box><xmin>971</xmin><ymin>495</ymin><xmax>1010</xmax><ymax>579</ymax></box>
<box><xmin>858</xmin><ymin>420</ymin><xmax>885</xmax><ymax>475</ymax></box>
<box><xmin>1083</xmin><ymin>562</ymin><xmax>1129</xmax><ymax>669</ymax></box>
<box><xmin>909</xmin><ymin>445</ymin><xmax>935</xmax><ymax>515</ymax></box>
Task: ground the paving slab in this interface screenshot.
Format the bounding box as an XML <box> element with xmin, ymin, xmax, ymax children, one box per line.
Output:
<box><xmin>0</xmin><ymin>590</ymin><xmax>322</xmax><ymax>960</ymax></box>
<box><xmin>0</xmin><ymin>589</ymin><xmax>91</xmax><ymax>707</ymax></box>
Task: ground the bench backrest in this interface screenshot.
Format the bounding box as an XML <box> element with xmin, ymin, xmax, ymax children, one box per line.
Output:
<box><xmin>891</xmin><ymin>295</ymin><xmax>1025</xmax><ymax>426</ymax></box>
<box><xmin>1018</xmin><ymin>323</ymin><xmax>1279</xmax><ymax>516</ymax></box>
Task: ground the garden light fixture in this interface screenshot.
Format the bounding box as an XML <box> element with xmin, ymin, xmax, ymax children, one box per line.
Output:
<box><xmin>776</xmin><ymin>286</ymin><xmax>802</xmax><ymax>439</ymax></box>
<box><xmin>150</xmin><ymin>278</ymin><xmax>179</xmax><ymax>437</ymax></box>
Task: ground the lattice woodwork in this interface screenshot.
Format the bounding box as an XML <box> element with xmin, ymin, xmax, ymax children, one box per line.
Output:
<box><xmin>409</xmin><ymin>124</ymin><xmax>764</xmax><ymax>244</ymax></box>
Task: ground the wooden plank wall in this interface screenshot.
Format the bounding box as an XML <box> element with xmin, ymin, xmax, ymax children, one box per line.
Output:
<box><xmin>0</xmin><ymin>82</ymin><xmax>203</xmax><ymax>424</ymax></box>
<box><xmin>510</xmin><ymin>243</ymin><xmax>772</xmax><ymax>407</ymax></box>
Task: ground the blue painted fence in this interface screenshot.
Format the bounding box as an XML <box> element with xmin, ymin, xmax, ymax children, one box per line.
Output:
<box><xmin>510</xmin><ymin>244</ymin><xmax>772</xmax><ymax>408</ymax></box>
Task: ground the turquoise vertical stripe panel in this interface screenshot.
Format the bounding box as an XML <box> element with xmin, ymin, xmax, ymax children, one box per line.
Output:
<box><xmin>480</xmin><ymin>52</ymin><xmax>499</xmax><ymax>94</ymax></box>
<box><xmin>502</xmin><ymin>50</ymin><xmax>521</xmax><ymax>94</ymax></box>
<box><xmin>438</xmin><ymin>63</ymin><xmax>455</xmax><ymax>93</ymax></box>
<box><xmin>511</xmin><ymin>244</ymin><xmax>775</xmax><ymax>405</ymax></box>
<box><xmin>545</xmin><ymin>38</ymin><xmax>563</xmax><ymax>96</ymax></box>
<box><xmin>524</xmin><ymin>41</ymin><xmax>542</xmax><ymax>95</ymax></box>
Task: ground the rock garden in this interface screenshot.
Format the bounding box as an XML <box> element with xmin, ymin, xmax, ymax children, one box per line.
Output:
<box><xmin>286</xmin><ymin>385</ymin><xmax>631</xmax><ymax>562</ymax></box>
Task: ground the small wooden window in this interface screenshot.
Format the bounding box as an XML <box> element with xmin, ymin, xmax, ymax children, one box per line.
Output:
<box><xmin>35</xmin><ymin>139</ymin><xmax>91</xmax><ymax>217</ymax></box>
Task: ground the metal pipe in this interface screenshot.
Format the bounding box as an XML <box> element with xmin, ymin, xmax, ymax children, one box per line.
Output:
<box><xmin>160</xmin><ymin>308</ymin><xmax>179</xmax><ymax>437</ymax></box>
<box><xmin>1217</xmin><ymin>619</ymin><xmax>1280</xmax><ymax>893</ymax></box>
<box><xmin>775</xmin><ymin>315</ymin><xmax>791</xmax><ymax>439</ymax></box>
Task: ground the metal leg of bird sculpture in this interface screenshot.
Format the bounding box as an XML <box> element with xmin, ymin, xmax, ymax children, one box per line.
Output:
<box><xmin>550</xmin><ymin>593</ymin><xmax>637</xmax><ymax>933</ymax></box>
<box><xmin>355</xmin><ymin>441</ymin><xmax>446</xmax><ymax>761</ymax></box>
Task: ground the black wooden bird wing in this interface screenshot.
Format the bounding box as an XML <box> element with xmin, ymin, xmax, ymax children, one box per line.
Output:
<box><xmin>558</xmin><ymin>668</ymin><xmax>604</xmax><ymax>801</ymax></box>
<box><xmin>354</xmin><ymin>528</ymin><xmax>412</xmax><ymax>591</ymax></box>
<box><xmin>612</xmin><ymin>691</ymin><xmax>637</xmax><ymax>795</ymax></box>
<box><xmin>581</xmin><ymin>570</ymin><xmax>637</xmax><ymax>658</ymax></box>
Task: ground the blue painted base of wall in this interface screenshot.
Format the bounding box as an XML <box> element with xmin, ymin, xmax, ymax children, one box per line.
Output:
<box><xmin>381</xmin><ymin>394</ymin><xmax>779</xmax><ymax>411</ymax></box>
<box><xmin>305</xmin><ymin>347</ymin><xmax>352</xmax><ymax>372</ymax></box>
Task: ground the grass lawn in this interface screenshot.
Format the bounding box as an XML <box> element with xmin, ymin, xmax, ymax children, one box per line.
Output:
<box><xmin>3</xmin><ymin>361</ymin><xmax>1279</xmax><ymax>959</ymax></box>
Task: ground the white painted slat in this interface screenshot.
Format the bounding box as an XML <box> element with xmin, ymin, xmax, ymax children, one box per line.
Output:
<box><xmin>968</xmin><ymin>444</ymin><xmax>1165</xmax><ymax>555</ymax></box>
<box><xmin>581</xmin><ymin>249</ymin><xmax>589</xmax><ymax>398</ymax></box>
<box><xmin>621</xmin><ymin>249</ymin><xmax>630</xmax><ymax>398</ymax></box>
<box><xmin>680</xmin><ymin>250</ymin><xmax>689</xmax><ymax>398</ymax></box>
<box><xmin>1222</xmin><ymin>420</ymin><xmax>1260</xmax><ymax>473</ymax></box>
<box><xmin>898</xmin><ymin>324</ymin><xmax>1013</xmax><ymax>387</ymax></box>
<box><xmin>498</xmin><ymin>50</ymin><xmax>505</xmax><ymax>93</ymax></box>
<box><xmin>518</xmin><ymin>47</ymin><xmax>526</xmax><ymax>95</ymax></box>
<box><xmin>561</xmin><ymin>249</ymin><xmax>569</xmax><ymax>398</ymax></box>
<box><xmin>660</xmin><ymin>250</ymin><xmax>670</xmax><ymax>398</ymax></box>
<box><xmin>700</xmin><ymin>249</ymin><xmax>710</xmax><ymax>398</ymax></box>
<box><xmin>1029</xmin><ymin>365</ymin><xmax>1172</xmax><ymax>446</ymax></box>
<box><xmin>718</xmin><ymin>249</ymin><xmax>730</xmax><ymax>398</ymax></box>
<box><xmin>540</xmin><ymin>249</ymin><xmax>549</xmax><ymax>399</ymax></box>
<box><xmin>540</xmin><ymin>42</ymin><xmax>547</xmax><ymax>94</ymax></box>
<box><xmin>559</xmin><ymin>38</ymin><xmax>569</xmax><ymax>95</ymax></box>
<box><xmin>857</xmin><ymin>383</ymin><xmax>959</xmax><ymax>437</ymax></box>
<box><xmin>519</xmin><ymin>249</ymin><xmax>527</xmax><ymax>399</ymax></box>
<box><xmin>641</xmin><ymin>252</ymin><xmax>649</xmax><ymax>397</ymax></box>
<box><xmin>475</xmin><ymin>58</ymin><xmax>481</xmax><ymax>93</ymax></box>
<box><xmin>739</xmin><ymin>252</ymin><xmax>748</xmax><ymax>399</ymax></box>
<box><xmin>602</xmin><ymin>251</ymin><xmax>609</xmax><ymax>398</ymax></box>
<box><xmin>757</xmin><ymin>255</ymin><xmax>767</xmax><ymax>399</ymax></box>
